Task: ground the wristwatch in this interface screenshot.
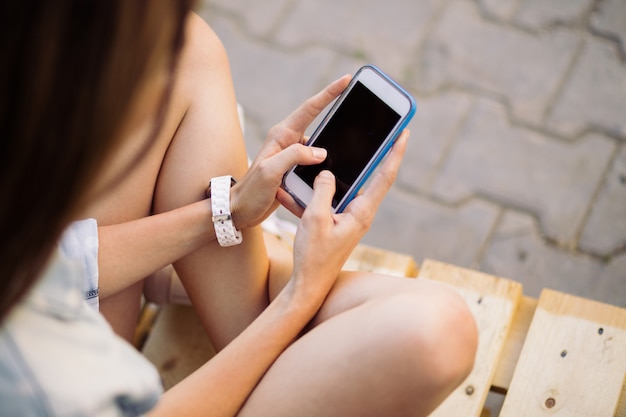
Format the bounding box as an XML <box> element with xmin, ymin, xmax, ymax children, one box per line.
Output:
<box><xmin>207</xmin><ymin>175</ymin><xmax>242</xmax><ymax>247</ymax></box>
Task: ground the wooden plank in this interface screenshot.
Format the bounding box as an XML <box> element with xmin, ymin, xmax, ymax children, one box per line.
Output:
<box><xmin>343</xmin><ymin>243</ymin><xmax>418</xmax><ymax>277</ymax></box>
<box><xmin>142</xmin><ymin>305</ymin><xmax>216</xmax><ymax>390</ymax></box>
<box><xmin>491</xmin><ymin>295</ymin><xmax>538</xmax><ymax>392</ymax></box>
<box><xmin>616</xmin><ymin>376</ymin><xmax>626</xmax><ymax>417</ymax></box>
<box><xmin>133</xmin><ymin>302</ymin><xmax>161</xmax><ymax>350</ymax></box>
<box><xmin>418</xmin><ymin>260</ymin><xmax>522</xmax><ymax>417</ymax></box>
<box><xmin>500</xmin><ymin>289</ymin><xmax>626</xmax><ymax>416</ymax></box>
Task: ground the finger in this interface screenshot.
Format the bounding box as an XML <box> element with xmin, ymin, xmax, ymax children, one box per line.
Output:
<box><xmin>282</xmin><ymin>75</ymin><xmax>351</xmax><ymax>134</ymax></box>
<box><xmin>276</xmin><ymin>187</ymin><xmax>305</xmax><ymax>218</ymax></box>
<box><xmin>306</xmin><ymin>170</ymin><xmax>336</xmax><ymax>216</ymax></box>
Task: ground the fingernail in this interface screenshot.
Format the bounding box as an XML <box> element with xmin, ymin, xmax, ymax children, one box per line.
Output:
<box><xmin>311</xmin><ymin>147</ymin><xmax>327</xmax><ymax>159</ymax></box>
<box><xmin>318</xmin><ymin>170</ymin><xmax>333</xmax><ymax>179</ymax></box>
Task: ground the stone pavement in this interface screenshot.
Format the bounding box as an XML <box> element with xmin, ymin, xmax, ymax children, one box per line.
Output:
<box><xmin>198</xmin><ymin>0</ymin><xmax>626</xmax><ymax>307</ymax></box>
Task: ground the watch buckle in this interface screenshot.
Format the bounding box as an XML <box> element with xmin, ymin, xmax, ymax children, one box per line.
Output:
<box><xmin>212</xmin><ymin>213</ymin><xmax>232</xmax><ymax>223</ymax></box>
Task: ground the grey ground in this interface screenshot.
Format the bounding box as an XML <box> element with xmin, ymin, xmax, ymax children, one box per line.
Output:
<box><xmin>198</xmin><ymin>0</ymin><xmax>626</xmax><ymax>308</ymax></box>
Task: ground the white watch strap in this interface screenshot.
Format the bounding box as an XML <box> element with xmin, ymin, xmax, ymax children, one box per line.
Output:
<box><xmin>210</xmin><ymin>175</ymin><xmax>242</xmax><ymax>247</ymax></box>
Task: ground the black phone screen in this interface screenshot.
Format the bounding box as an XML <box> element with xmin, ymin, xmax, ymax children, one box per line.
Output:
<box><xmin>294</xmin><ymin>81</ymin><xmax>401</xmax><ymax>207</ymax></box>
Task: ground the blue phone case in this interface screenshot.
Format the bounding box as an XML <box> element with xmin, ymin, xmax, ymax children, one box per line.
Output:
<box><xmin>334</xmin><ymin>65</ymin><xmax>416</xmax><ymax>213</ymax></box>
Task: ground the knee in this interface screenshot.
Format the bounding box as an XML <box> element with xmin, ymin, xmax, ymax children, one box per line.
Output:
<box><xmin>417</xmin><ymin>283</ymin><xmax>478</xmax><ymax>389</ymax></box>
<box><xmin>382</xmin><ymin>283</ymin><xmax>478</xmax><ymax>398</ymax></box>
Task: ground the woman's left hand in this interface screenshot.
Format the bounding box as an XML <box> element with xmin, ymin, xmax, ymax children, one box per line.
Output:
<box><xmin>230</xmin><ymin>75</ymin><xmax>351</xmax><ymax>229</ymax></box>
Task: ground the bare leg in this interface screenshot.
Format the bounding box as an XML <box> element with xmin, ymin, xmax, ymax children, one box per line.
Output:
<box><xmin>98</xmin><ymin>282</ymin><xmax>143</xmax><ymax>342</ymax></box>
<box><xmin>149</xmin><ymin>15</ymin><xmax>270</xmax><ymax>349</ymax></box>
<box><xmin>239</xmin><ymin>274</ymin><xmax>477</xmax><ymax>417</ymax></box>
<box><xmin>90</xmin><ymin>14</ymin><xmax>272</xmax><ymax>344</ymax></box>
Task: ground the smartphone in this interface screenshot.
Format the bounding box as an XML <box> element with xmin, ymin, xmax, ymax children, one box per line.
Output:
<box><xmin>282</xmin><ymin>65</ymin><xmax>416</xmax><ymax>213</ymax></box>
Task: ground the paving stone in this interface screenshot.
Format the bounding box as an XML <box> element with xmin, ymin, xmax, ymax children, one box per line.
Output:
<box><xmin>200</xmin><ymin>0</ymin><xmax>293</xmax><ymax>38</ymax></box>
<box><xmin>513</xmin><ymin>0</ymin><xmax>593</xmax><ymax>30</ymax></box>
<box><xmin>547</xmin><ymin>36</ymin><xmax>626</xmax><ymax>139</ymax></box>
<box><xmin>481</xmin><ymin>210</ymin><xmax>626</xmax><ymax>307</ymax></box>
<box><xmin>361</xmin><ymin>189</ymin><xmax>500</xmax><ymax>268</ymax></box>
<box><xmin>590</xmin><ymin>0</ymin><xmax>626</xmax><ymax>50</ymax></box>
<box><xmin>205</xmin><ymin>15</ymin><xmax>337</xmax><ymax>147</ymax></box>
<box><xmin>415</xmin><ymin>0</ymin><xmax>579</xmax><ymax>125</ymax></box>
<box><xmin>476</xmin><ymin>0</ymin><xmax>520</xmax><ymax>20</ymax></box>
<box><xmin>273</xmin><ymin>0</ymin><xmax>443</xmax><ymax>82</ymax></box>
<box><xmin>324</xmin><ymin>56</ymin><xmax>370</xmax><ymax>82</ymax></box>
<box><xmin>431</xmin><ymin>99</ymin><xmax>615</xmax><ymax>245</ymax></box>
<box><xmin>397</xmin><ymin>91</ymin><xmax>473</xmax><ymax>193</ymax></box>
<box><xmin>580</xmin><ymin>144</ymin><xmax>626</xmax><ymax>256</ymax></box>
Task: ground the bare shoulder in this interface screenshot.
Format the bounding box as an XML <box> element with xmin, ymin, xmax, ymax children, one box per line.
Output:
<box><xmin>177</xmin><ymin>13</ymin><xmax>230</xmax><ymax>87</ymax></box>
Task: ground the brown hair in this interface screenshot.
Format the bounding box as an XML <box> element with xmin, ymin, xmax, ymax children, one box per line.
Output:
<box><xmin>0</xmin><ymin>0</ymin><xmax>194</xmax><ymax>321</ymax></box>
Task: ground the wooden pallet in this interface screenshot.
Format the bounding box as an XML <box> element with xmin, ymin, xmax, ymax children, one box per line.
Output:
<box><xmin>140</xmin><ymin>246</ymin><xmax>626</xmax><ymax>416</ymax></box>
<box><xmin>420</xmin><ymin>260</ymin><xmax>626</xmax><ymax>417</ymax></box>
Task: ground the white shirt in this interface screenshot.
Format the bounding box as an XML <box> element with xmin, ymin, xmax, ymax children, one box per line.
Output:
<box><xmin>0</xmin><ymin>219</ymin><xmax>163</xmax><ymax>416</ymax></box>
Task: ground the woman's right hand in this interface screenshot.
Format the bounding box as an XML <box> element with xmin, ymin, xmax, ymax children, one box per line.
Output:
<box><xmin>288</xmin><ymin>129</ymin><xmax>409</xmax><ymax>306</ymax></box>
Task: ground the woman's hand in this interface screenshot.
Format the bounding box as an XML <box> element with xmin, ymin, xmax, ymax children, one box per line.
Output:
<box><xmin>289</xmin><ymin>129</ymin><xmax>409</xmax><ymax>306</ymax></box>
<box><xmin>230</xmin><ymin>75</ymin><xmax>351</xmax><ymax>230</ymax></box>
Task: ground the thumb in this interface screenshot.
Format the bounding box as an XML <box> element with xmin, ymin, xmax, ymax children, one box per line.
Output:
<box><xmin>265</xmin><ymin>143</ymin><xmax>327</xmax><ymax>181</ymax></box>
<box><xmin>307</xmin><ymin>170</ymin><xmax>336</xmax><ymax>213</ymax></box>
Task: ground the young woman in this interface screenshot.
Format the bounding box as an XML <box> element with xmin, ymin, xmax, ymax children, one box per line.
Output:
<box><xmin>0</xmin><ymin>1</ymin><xmax>477</xmax><ymax>416</ymax></box>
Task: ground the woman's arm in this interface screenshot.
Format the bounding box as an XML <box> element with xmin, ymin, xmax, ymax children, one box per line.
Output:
<box><xmin>96</xmin><ymin>200</ymin><xmax>213</xmax><ymax>298</ymax></box>
<box><xmin>149</xmin><ymin>129</ymin><xmax>409</xmax><ymax>417</ymax></box>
